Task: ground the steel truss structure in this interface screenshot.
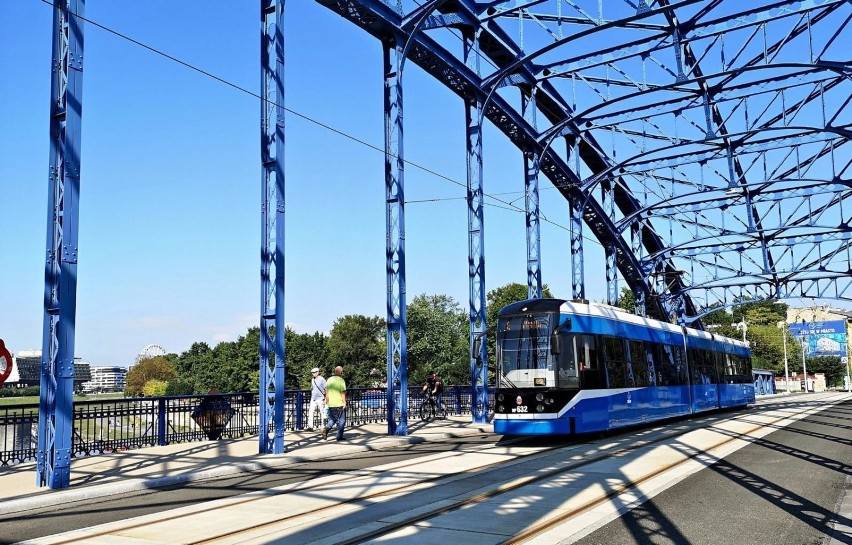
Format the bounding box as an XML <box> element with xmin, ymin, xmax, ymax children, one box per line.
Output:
<box><xmin>37</xmin><ymin>0</ymin><xmax>850</xmax><ymax>485</ymax></box>
<box><xmin>315</xmin><ymin>0</ymin><xmax>851</xmax><ymax>325</ymax></box>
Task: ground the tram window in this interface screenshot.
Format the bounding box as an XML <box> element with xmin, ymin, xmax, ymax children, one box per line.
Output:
<box><xmin>603</xmin><ymin>337</ymin><xmax>628</xmax><ymax>388</ymax></box>
<box><xmin>660</xmin><ymin>344</ymin><xmax>685</xmax><ymax>386</ymax></box>
<box><xmin>604</xmin><ymin>337</ymin><xmax>625</xmax><ymax>362</ymax></box>
<box><xmin>575</xmin><ymin>335</ymin><xmax>602</xmax><ymax>389</ymax></box>
<box><xmin>551</xmin><ymin>332</ymin><xmax>577</xmax><ymax>388</ymax></box>
<box><xmin>723</xmin><ymin>353</ymin><xmax>736</xmax><ymax>383</ymax></box>
<box><xmin>645</xmin><ymin>343</ymin><xmax>661</xmax><ymax>386</ymax></box>
<box><xmin>707</xmin><ymin>350</ymin><xmax>720</xmax><ymax>383</ymax></box>
<box><xmin>628</xmin><ymin>340</ymin><xmax>646</xmax><ymax>387</ymax></box>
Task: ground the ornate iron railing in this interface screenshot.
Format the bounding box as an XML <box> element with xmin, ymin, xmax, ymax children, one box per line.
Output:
<box><xmin>0</xmin><ymin>386</ymin><xmax>492</xmax><ymax>466</ymax></box>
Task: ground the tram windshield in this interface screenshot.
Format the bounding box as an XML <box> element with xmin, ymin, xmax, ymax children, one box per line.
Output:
<box><xmin>496</xmin><ymin>313</ymin><xmax>556</xmax><ymax>388</ymax></box>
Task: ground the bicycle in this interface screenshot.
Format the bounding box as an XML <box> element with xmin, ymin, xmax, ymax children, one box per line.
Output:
<box><xmin>419</xmin><ymin>393</ymin><xmax>447</xmax><ymax>421</ymax></box>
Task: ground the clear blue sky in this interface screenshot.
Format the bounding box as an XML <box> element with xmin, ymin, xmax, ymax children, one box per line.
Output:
<box><xmin>1</xmin><ymin>1</ymin><xmax>604</xmax><ymax>366</ymax></box>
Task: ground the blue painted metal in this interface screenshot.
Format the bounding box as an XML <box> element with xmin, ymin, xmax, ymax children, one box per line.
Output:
<box><xmin>259</xmin><ymin>0</ymin><xmax>286</xmax><ymax>454</ymax></box>
<box><xmin>570</xmin><ymin>196</ymin><xmax>585</xmax><ymax>301</ymax></box>
<box><xmin>38</xmin><ymin>0</ymin><xmax>85</xmax><ymax>490</ymax></box>
<box><xmin>753</xmin><ymin>370</ymin><xmax>777</xmax><ymax>396</ymax></box>
<box><xmin>602</xmin><ymin>181</ymin><xmax>618</xmax><ymax>306</ymax></box>
<box><xmin>35</xmin><ymin>0</ymin><xmax>848</xmax><ymax>470</ymax></box>
<box><xmin>522</xmin><ymin>91</ymin><xmax>543</xmax><ymax>300</ymax></box>
<box><xmin>315</xmin><ymin>0</ymin><xmax>672</xmax><ymax>321</ymax></box>
<box><xmin>465</xmin><ymin>33</ymin><xmax>489</xmax><ymax>424</ymax></box>
<box><xmin>384</xmin><ymin>38</ymin><xmax>409</xmax><ymax>436</ymax></box>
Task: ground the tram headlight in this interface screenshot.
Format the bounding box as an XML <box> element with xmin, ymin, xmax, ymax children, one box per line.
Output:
<box><xmin>536</xmin><ymin>404</ymin><xmax>545</xmax><ymax>412</ymax></box>
<box><xmin>546</xmin><ymin>397</ymin><xmax>555</xmax><ymax>405</ymax></box>
<box><xmin>498</xmin><ymin>405</ymin><xmax>505</xmax><ymax>412</ymax></box>
<box><xmin>516</xmin><ymin>396</ymin><xmax>523</xmax><ymax>405</ymax></box>
<box><xmin>497</xmin><ymin>393</ymin><xmax>504</xmax><ymax>402</ymax></box>
<box><xmin>535</xmin><ymin>393</ymin><xmax>544</xmax><ymax>402</ymax></box>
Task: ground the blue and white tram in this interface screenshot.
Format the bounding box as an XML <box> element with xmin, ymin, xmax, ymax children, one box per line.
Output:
<box><xmin>492</xmin><ymin>298</ymin><xmax>754</xmax><ymax>436</ymax></box>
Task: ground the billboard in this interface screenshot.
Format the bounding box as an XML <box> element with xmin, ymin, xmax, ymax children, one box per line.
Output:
<box><xmin>788</xmin><ymin>320</ymin><xmax>848</xmax><ymax>359</ymax></box>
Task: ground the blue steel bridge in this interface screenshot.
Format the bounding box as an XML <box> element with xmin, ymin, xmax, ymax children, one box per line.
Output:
<box><xmin>37</xmin><ymin>0</ymin><xmax>850</xmax><ymax>487</ymax></box>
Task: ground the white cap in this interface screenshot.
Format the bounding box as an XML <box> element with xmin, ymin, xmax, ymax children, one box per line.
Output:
<box><xmin>311</xmin><ymin>367</ymin><xmax>320</xmax><ymax>374</ymax></box>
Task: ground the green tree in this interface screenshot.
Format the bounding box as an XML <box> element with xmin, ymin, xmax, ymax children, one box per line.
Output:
<box><xmin>703</xmin><ymin>299</ymin><xmax>792</xmax><ymax>375</ymax></box>
<box><xmin>142</xmin><ymin>379</ymin><xmax>169</xmax><ymax>397</ymax></box>
<box><xmin>803</xmin><ymin>355</ymin><xmax>846</xmax><ymax>387</ymax></box>
<box><xmin>327</xmin><ymin>314</ymin><xmax>386</xmax><ymax>388</ymax></box>
<box><xmin>125</xmin><ymin>356</ymin><xmax>178</xmax><ymax>396</ymax></box>
<box><xmin>617</xmin><ymin>287</ymin><xmax>636</xmax><ymax>314</ymax></box>
<box><xmin>174</xmin><ymin>342</ymin><xmax>213</xmax><ymax>393</ymax></box>
<box><xmin>407</xmin><ymin>294</ymin><xmax>470</xmax><ymax>386</ymax></box>
<box><xmin>285</xmin><ymin>328</ymin><xmax>330</xmax><ymax>389</ymax></box>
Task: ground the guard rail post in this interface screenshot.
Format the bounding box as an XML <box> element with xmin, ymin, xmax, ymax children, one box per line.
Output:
<box><xmin>295</xmin><ymin>391</ymin><xmax>304</xmax><ymax>429</ymax></box>
<box><xmin>157</xmin><ymin>398</ymin><xmax>167</xmax><ymax>446</ymax></box>
<box><xmin>455</xmin><ymin>386</ymin><xmax>462</xmax><ymax>415</ymax></box>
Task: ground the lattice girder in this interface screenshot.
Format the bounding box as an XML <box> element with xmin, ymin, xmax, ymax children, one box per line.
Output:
<box><xmin>317</xmin><ymin>0</ymin><xmax>850</xmax><ymax>320</ymax></box>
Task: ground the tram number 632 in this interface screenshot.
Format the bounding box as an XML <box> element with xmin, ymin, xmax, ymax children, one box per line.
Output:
<box><xmin>512</xmin><ymin>405</ymin><xmax>528</xmax><ymax>413</ymax></box>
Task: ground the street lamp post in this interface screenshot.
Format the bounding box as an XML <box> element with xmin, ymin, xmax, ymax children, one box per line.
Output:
<box><xmin>777</xmin><ymin>321</ymin><xmax>790</xmax><ymax>393</ymax></box>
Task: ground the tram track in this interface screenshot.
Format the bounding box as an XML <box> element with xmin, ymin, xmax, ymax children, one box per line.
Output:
<box><xmin>191</xmin><ymin>402</ymin><xmax>826</xmax><ymax>544</ymax></box>
<box><xmin>26</xmin><ymin>435</ymin><xmax>569</xmax><ymax>545</ymax></box>
<box><xmin>23</xmin><ymin>395</ymin><xmax>842</xmax><ymax>545</ymax></box>
<box><xmin>332</xmin><ymin>400</ymin><xmax>830</xmax><ymax>545</ymax></box>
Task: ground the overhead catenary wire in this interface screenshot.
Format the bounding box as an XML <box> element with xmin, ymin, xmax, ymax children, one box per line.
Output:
<box><xmin>37</xmin><ymin>0</ymin><xmax>590</xmax><ymax>236</ymax></box>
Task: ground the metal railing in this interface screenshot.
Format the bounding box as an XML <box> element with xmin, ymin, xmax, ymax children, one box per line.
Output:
<box><xmin>0</xmin><ymin>386</ymin><xmax>492</xmax><ymax>466</ymax></box>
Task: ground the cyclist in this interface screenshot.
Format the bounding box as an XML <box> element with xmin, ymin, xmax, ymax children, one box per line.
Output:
<box><xmin>421</xmin><ymin>370</ymin><xmax>444</xmax><ymax>414</ymax></box>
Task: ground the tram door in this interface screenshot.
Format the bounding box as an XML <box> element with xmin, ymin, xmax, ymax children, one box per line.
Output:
<box><xmin>575</xmin><ymin>335</ymin><xmax>602</xmax><ymax>389</ymax></box>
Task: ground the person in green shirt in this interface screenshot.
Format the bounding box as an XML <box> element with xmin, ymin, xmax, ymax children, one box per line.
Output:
<box><xmin>323</xmin><ymin>366</ymin><xmax>347</xmax><ymax>440</ymax></box>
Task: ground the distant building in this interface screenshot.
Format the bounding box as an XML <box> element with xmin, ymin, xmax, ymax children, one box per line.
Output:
<box><xmin>82</xmin><ymin>366</ymin><xmax>127</xmax><ymax>394</ymax></box>
<box><xmin>9</xmin><ymin>350</ymin><xmax>92</xmax><ymax>391</ymax></box>
<box><xmin>777</xmin><ymin>372</ymin><xmax>827</xmax><ymax>393</ymax></box>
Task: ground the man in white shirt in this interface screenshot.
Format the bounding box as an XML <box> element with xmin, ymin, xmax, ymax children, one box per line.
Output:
<box><xmin>308</xmin><ymin>367</ymin><xmax>327</xmax><ymax>431</ymax></box>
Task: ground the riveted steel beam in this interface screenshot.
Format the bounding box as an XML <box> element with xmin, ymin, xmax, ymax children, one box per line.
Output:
<box><xmin>384</xmin><ymin>37</ymin><xmax>409</xmax><ymax>436</ymax></box>
<box><xmin>259</xmin><ymin>0</ymin><xmax>286</xmax><ymax>455</ymax></box>
<box><xmin>38</xmin><ymin>0</ymin><xmax>85</xmax><ymax>490</ymax></box>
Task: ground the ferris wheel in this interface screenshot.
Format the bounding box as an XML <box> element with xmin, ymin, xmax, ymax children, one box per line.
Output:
<box><xmin>136</xmin><ymin>343</ymin><xmax>167</xmax><ymax>362</ymax></box>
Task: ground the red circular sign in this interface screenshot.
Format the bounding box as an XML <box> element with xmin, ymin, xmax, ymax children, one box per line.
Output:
<box><xmin>0</xmin><ymin>339</ymin><xmax>12</xmax><ymax>386</ymax></box>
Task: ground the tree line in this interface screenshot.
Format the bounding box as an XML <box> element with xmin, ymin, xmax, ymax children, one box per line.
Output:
<box><xmin>126</xmin><ymin>285</ymin><xmax>848</xmax><ymax>396</ymax></box>
<box><xmin>126</xmin><ymin>282</ymin><xmax>546</xmax><ymax>396</ymax></box>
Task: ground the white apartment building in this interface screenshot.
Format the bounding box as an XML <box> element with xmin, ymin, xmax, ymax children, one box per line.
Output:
<box><xmin>82</xmin><ymin>366</ymin><xmax>127</xmax><ymax>394</ymax></box>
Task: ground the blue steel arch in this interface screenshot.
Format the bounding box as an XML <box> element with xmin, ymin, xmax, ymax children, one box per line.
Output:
<box><xmin>315</xmin><ymin>0</ymin><xmax>851</xmax><ymax>324</ymax></box>
<box><xmin>35</xmin><ymin>0</ymin><xmax>850</xmax><ymax>487</ymax></box>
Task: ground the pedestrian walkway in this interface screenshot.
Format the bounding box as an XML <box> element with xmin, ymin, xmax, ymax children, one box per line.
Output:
<box><xmin>0</xmin><ymin>416</ymin><xmax>492</xmax><ymax>515</ymax></box>
<box><xmin>11</xmin><ymin>393</ymin><xmax>849</xmax><ymax>545</ymax></box>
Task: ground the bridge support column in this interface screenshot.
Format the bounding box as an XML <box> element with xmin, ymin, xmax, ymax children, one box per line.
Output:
<box><xmin>464</xmin><ymin>33</ymin><xmax>488</xmax><ymax>424</ymax></box>
<box><xmin>259</xmin><ymin>0</ymin><xmax>286</xmax><ymax>454</ymax></box>
<box><xmin>384</xmin><ymin>37</ymin><xmax>409</xmax><ymax>436</ymax></box>
<box><xmin>570</xmin><ymin>196</ymin><xmax>585</xmax><ymax>301</ymax></box>
<box><xmin>631</xmin><ymin>220</ymin><xmax>646</xmax><ymax>316</ymax></box>
<box><xmin>38</xmin><ymin>0</ymin><xmax>86</xmax><ymax>490</ymax></box>
<box><xmin>602</xmin><ymin>181</ymin><xmax>618</xmax><ymax>306</ymax></box>
<box><xmin>522</xmin><ymin>91</ymin><xmax>542</xmax><ymax>299</ymax></box>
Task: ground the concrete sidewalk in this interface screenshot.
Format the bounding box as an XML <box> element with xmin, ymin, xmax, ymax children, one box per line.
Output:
<box><xmin>0</xmin><ymin>416</ymin><xmax>493</xmax><ymax>515</ymax></box>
